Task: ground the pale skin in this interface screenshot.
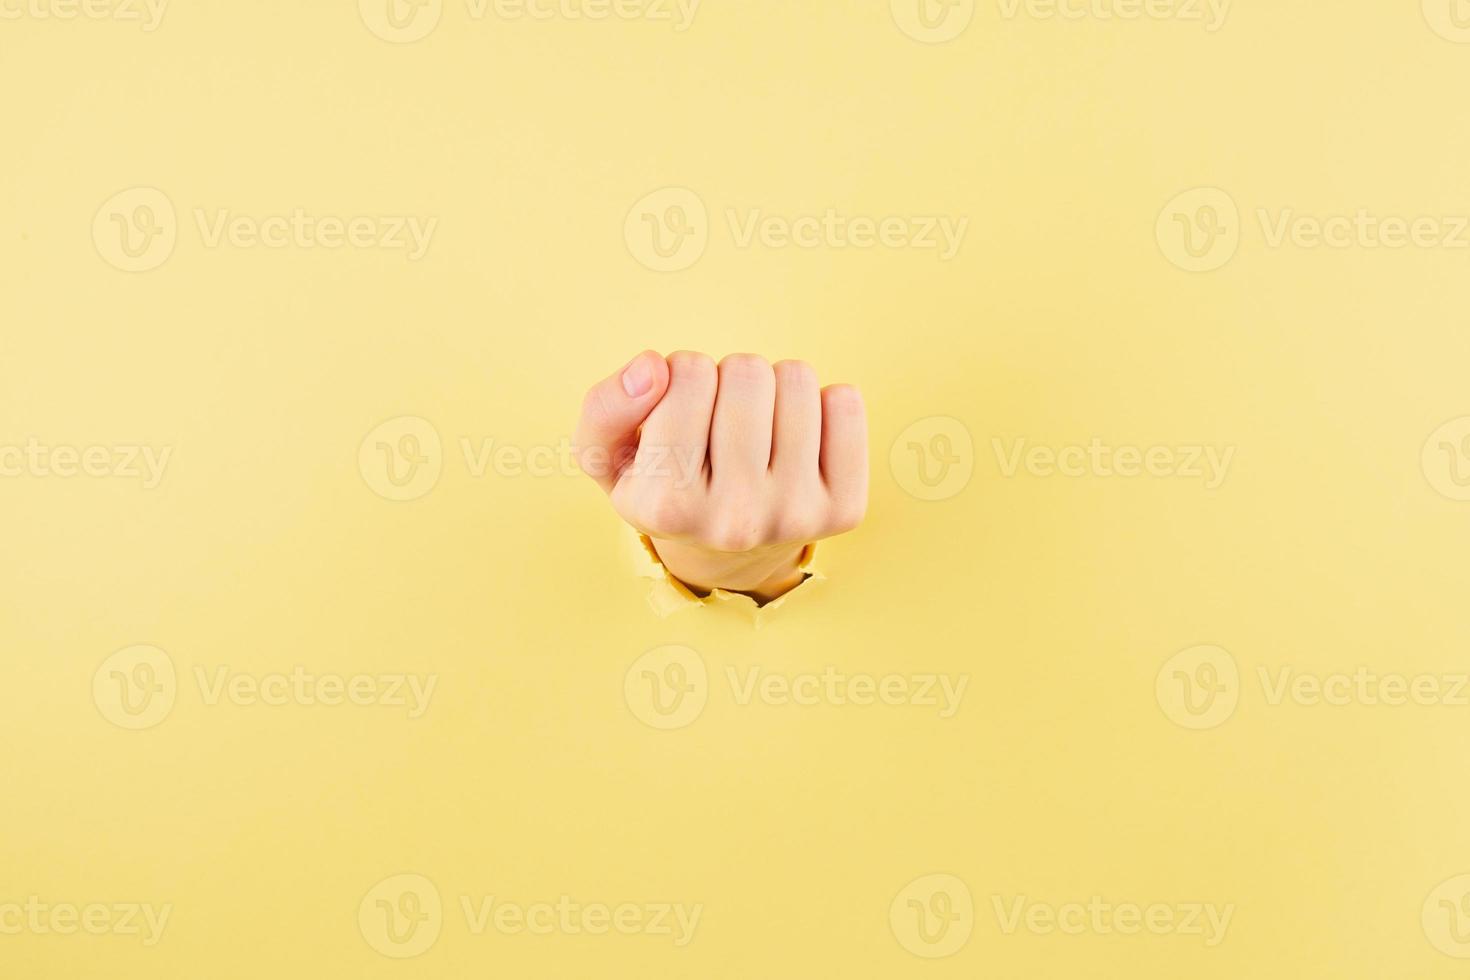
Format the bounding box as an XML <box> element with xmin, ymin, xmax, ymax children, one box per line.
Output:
<box><xmin>574</xmin><ymin>351</ymin><xmax>869</xmax><ymax>604</ymax></box>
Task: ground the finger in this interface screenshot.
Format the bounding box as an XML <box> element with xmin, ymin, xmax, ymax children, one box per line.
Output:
<box><xmin>638</xmin><ymin>350</ymin><xmax>717</xmax><ymax>489</ymax></box>
<box><xmin>770</xmin><ymin>359</ymin><xmax>822</xmax><ymax>476</ymax></box>
<box><xmin>819</xmin><ymin>384</ymin><xmax>869</xmax><ymax>514</ymax></box>
<box><xmin>709</xmin><ymin>354</ymin><xmax>775</xmax><ymax>479</ymax></box>
<box><xmin>572</xmin><ymin>350</ymin><xmax>670</xmax><ymax>493</ymax></box>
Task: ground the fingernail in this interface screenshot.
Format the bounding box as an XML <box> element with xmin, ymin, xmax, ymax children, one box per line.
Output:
<box><xmin>621</xmin><ymin>354</ymin><xmax>653</xmax><ymax>397</ymax></box>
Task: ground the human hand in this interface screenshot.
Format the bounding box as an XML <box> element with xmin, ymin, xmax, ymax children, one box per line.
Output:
<box><xmin>574</xmin><ymin>350</ymin><xmax>868</xmax><ymax>603</ymax></box>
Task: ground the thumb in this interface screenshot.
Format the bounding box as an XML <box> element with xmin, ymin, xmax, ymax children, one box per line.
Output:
<box><xmin>573</xmin><ymin>350</ymin><xmax>671</xmax><ymax>493</ymax></box>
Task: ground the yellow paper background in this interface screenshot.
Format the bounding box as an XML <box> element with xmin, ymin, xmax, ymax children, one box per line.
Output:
<box><xmin>3</xmin><ymin>0</ymin><xmax>1470</xmax><ymax>976</ymax></box>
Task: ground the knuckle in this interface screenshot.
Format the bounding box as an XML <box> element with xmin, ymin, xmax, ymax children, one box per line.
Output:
<box><xmin>704</xmin><ymin>522</ymin><xmax>761</xmax><ymax>554</ymax></box>
<box><xmin>638</xmin><ymin>489</ymin><xmax>694</xmax><ymax>537</ymax></box>
<box><xmin>822</xmin><ymin>383</ymin><xmax>865</xmax><ymax>415</ymax></box>
<box><xmin>774</xmin><ymin>359</ymin><xmax>816</xmax><ymax>385</ymax></box>
<box><xmin>576</xmin><ymin>444</ymin><xmax>612</xmax><ymax>480</ymax></box>
<box><xmin>669</xmin><ymin>350</ymin><xmax>716</xmax><ymax>375</ymax></box>
<box><xmin>773</xmin><ymin>512</ymin><xmax>820</xmax><ymax>544</ymax></box>
<box><xmin>609</xmin><ymin>481</ymin><xmax>638</xmax><ymax>519</ymax></box>
<box><xmin>581</xmin><ymin>384</ymin><xmax>613</xmax><ymax>428</ymax></box>
<box><xmin>828</xmin><ymin>496</ymin><xmax>868</xmax><ymax>534</ymax></box>
<box><xmin>719</xmin><ymin>353</ymin><xmax>772</xmax><ymax>377</ymax></box>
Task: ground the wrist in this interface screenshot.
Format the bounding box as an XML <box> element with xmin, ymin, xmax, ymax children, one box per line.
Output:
<box><xmin>648</xmin><ymin>537</ymin><xmax>809</xmax><ymax>605</ymax></box>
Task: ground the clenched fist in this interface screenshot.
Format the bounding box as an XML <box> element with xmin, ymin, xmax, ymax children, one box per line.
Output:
<box><xmin>574</xmin><ymin>351</ymin><xmax>868</xmax><ymax>603</ymax></box>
